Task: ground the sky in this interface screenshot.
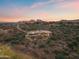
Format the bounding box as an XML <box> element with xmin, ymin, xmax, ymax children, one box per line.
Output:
<box><xmin>0</xmin><ymin>0</ymin><xmax>79</xmax><ymax>22</ymax></box>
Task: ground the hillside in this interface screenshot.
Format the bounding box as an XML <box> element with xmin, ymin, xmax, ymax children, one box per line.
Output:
<box><xmin>0</xmin><ymin>19</ymin><xmax>79</xmax><ymax>59</ymax></box>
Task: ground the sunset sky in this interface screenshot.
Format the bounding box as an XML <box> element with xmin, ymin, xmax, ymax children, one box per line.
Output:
<box><xmin>0</xmin><ymin>0</ymin><xmax>79</xmax><ymax>22</ymax></box>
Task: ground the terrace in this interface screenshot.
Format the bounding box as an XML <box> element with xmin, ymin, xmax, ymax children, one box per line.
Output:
<box><xmin>25</xmin><ymin>30</ymin><xmax>52</xmax><ymax>41</ymax></box>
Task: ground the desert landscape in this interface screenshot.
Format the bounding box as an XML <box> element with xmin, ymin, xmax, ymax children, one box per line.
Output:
<box><xmin>0</xmin><ymin>20</ymin><xmax>79</xmax><ymax>59</ymax></box>
<box><xmin>0</xmin><ymin>0</ymin><xmax>79</xmax><ymax>59</ymax></box>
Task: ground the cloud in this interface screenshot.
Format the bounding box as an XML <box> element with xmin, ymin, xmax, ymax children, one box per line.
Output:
<box><xmin>30</xmin><ymin>0</ymin><xmax>65</xmax><ymax>8</ymax></box>
<box><xmin>0</xmin><ymin>5</ymin><xmax>30</xmax><ymax>18</ymax></box>
<box><xmin>0</xmin><ymin>0</ymin><xmax>66</xmax><ymax>18</ymax></box>
<box><xmin>0</xmin><ymin>17</ymin><xmax>18</xmax><ymax>22</ymax></box>
<box><xmin>59</xmin><ymin>0</ymin><xmax>79</xmax><ymax>11</ymax></box>
<box><xmin>0</xmin><ymin>0</ymin><xmax>79</xmax><ymax>22</ymax></box>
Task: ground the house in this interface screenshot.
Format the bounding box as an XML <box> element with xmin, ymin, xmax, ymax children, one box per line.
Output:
<box><xmin>25</xmin><ymin>30</ymin><xmax>52</xmax><ymax>41</ymax></box>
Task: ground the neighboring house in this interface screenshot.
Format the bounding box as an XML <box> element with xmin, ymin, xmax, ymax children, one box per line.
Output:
<box><xmin>25</xmin><ymin>30</ymin><xmax>52</xmax><ymax>41</ymax></box>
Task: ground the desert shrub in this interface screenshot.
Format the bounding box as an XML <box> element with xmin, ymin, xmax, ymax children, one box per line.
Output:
<box><xmin>55</xmin><ymin>52</ymin><xmax>67</xmax><ymax>59</ymax></box>
<box><xmin>0</xmin><ymin>45</ymin><xmax>32</xmax><ymax>59</ymax></box>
